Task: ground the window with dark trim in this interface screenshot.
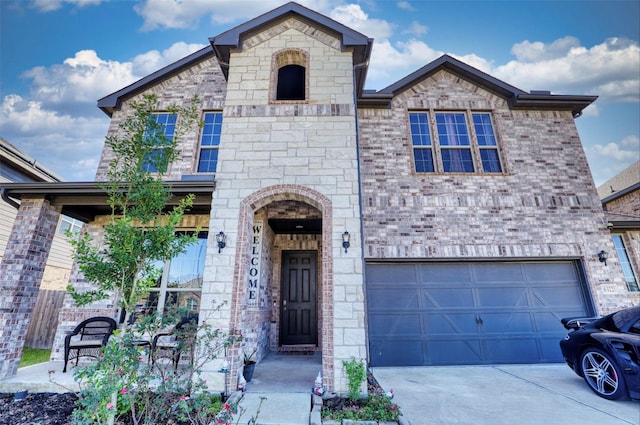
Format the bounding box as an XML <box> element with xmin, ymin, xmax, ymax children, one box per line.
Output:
<box><xmin>409</xmin><ymin>111</ymin><xmax>502</xmax><ymax>174</ymax></box>
<box><xmin>612</xmin><ymin>234</ymin><xmax>639</xmax><ymax>291</ymax></box>
<box><xmin>197</xmin><ymin>112</ymin><xmax>222</xmax><ymax>173</ymax></box>
<box><xmin>142</xmin><ymin>113</ymin><xmax>176</xmax><ymax>173</ymax></box>
<box><xmin>276</xmin><ymin>64</ymin><xmax>305</xmax><ymax>100</ymax></box>
<box><xmin>138</xmin><ymin>232</ymin><xmax>208</xmax><ymax>315</ymax></box>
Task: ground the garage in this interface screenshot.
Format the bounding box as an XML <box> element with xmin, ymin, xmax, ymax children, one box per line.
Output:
<box><xmin>367</xmin><ymin>261</ymin><xmax>593</xmax><ymax>367</ymax></box>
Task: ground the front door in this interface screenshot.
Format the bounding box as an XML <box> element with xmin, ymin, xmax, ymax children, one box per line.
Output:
<box><xmin>280</xmin><ymin>251</ymin><xmax>318</xmax><ymax>345</ymax></box>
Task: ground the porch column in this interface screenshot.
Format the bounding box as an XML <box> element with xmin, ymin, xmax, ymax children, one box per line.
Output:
<box><xmin>0</xmin><ymin>197</ymin><xmax>61</xmax><ymax>378</ymax></box>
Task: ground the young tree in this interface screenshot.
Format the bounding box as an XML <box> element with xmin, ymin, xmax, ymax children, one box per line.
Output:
<box><xmin>68</xmin><ymin>93</ymin><xmax>200</xmax><ymax>325</ymax></box>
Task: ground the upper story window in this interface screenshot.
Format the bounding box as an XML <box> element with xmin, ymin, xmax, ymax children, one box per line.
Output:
<box><xmin>410</xmin><ymin>111</ymin><xmax>503</xmax><ymax>174</ymax></box>
<box><xmin>142</xmin><ymin>113</ymin><xmax>176</xmax><ymax>173</ymax></box>
<box><xmin>272</xmin><ymin>49</ymin><xmax>308</xmax><ymax>102</ymax></box>
<box><xmin>612</xmin><ymin>234</ymin><xmax>639</xmax><ymax>291</ymax></box>
<box><xmin>197</xmin><ymin>112</ymin><xmax>222</xmax><ymax>173</ymax></box>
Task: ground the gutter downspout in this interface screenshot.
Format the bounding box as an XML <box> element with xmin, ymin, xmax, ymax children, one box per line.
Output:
<box><xmin>1</xmin><ymin>188</ymin><xmax>20</xmax><ymax>209</ymax></box>
<box><xmin>352</xmin><ymin>58</ymin><xmax>370</xmax><ymax>366</ymax></box>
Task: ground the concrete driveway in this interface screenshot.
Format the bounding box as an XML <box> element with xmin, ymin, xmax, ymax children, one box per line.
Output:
<box><xmin>371</xmin><ymin>364</ymin><xmax>639</xmax><ymax>425</ymax></box>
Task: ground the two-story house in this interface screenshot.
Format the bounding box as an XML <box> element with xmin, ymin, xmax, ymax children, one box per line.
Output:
<box><xmin>1</xmin><ymin>3</ymin><xmax>634</xmax><ymax>392</ymax></box>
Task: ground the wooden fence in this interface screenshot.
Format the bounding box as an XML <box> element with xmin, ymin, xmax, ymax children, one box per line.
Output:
<box><xmin>25</xmin><ymin>290</ymin><xmax>65</xmax><ymax>349</ymax></box>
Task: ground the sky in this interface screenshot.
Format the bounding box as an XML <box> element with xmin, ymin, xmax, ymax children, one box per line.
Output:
<box><xmin>1</xmin><ymin>0</ymin><xmax>638</xmax><ymax>186</ymax></box>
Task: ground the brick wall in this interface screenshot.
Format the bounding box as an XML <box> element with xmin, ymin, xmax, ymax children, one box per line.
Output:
<box><xmin>358</xmin><ymin>69</ymin><xmax>635</xmax><ymax>312</ymax></box>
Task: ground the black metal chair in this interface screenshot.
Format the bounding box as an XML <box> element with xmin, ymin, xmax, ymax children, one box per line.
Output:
<box><xmin>150</xmin><ymin>314</ymin><xmax>198</xmax><ymax>370</ymax></box>
<box><xmin>63</xmin><ymin>316</ymin><xmax>117</xmax><ymax>372</ymax></box>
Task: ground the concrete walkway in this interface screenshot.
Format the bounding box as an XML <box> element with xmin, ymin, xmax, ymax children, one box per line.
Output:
<box><xmin>372</xmin><ymin>364</ymin><xmax>639</xmax><ymax>425</ymax></box>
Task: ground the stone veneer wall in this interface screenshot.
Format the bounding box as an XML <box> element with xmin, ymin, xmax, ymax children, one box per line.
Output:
<box><xmin>357</xmin><ymin>69</ymin><xmax>637</xmax><ymax>313</ymax></box>
<box><xmin>199</xmin><ymin>18</ymin><xmax>366</xmax><ymax>394</ymax></box>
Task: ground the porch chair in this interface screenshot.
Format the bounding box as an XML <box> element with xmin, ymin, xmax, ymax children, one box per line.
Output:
<box><xmin>150</xmin><ymin>314</ymin><xmax>199</xmax><ymax>370</ymax></box>
<box><xmin>63</xmin><ymin>316</ymin><xmax>117</xmax><ymax>372</ymax></box>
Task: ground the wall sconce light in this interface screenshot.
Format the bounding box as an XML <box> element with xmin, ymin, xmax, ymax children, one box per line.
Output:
<box><xmin>342</xmin><ymin>231</ymin><xmax>350</xmax><ymax>253</ymax></box>
<box><xmin>598</xmin><ymin>250</ymin><xmax>608</xmax><ymax>266</ymax></box>
<box><xmin>216</xmin><ymin>231</ymin><xmax>226</xmax><ymax>253</ymax></box>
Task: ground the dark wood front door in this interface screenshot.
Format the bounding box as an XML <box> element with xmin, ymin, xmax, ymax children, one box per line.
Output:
<box><xmin>280</xmin><ymin>251</ymin><xmax>318</xmax><ymax>346</ymax></box>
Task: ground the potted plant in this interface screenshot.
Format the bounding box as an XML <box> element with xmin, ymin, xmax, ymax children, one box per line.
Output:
<box><xmin>242</xmin><ymin>349</ymin><xmax>257</xmax><ymax>382</ymax></box>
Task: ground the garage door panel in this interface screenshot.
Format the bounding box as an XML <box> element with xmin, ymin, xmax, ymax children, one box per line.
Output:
<box><xmin>485</xmin><ymin>338</ymin><xmax>540</xmax><ymax>363</ymax></box>
<box><xmin>368</xmin><ymin>264</ymin><xmax>416</xmax><ymax>285</ymax></box>
<box><xmin>476</xmin><ymin>287</ymin><xmax>527</xmax><ymax>308</ymax></box>
<box><xmin>369</xmin><ymin>289</ymin><xmax>419</xmax><ymax>310</ymax></box>
<box><xmin>423</xmin><ymin>288</ymin><xmax>475</xmax><ymax>308</ymax></box>
<box><xmin>370</xmin><ymin>340</ymin><xmax>424</xmax><ymax>366</ymax></box>
<box><xmin>481</xmin><ymin>312</ymin><xmax>534</xmax><ymax>333</ymax></box>
<box><xmin>369</xmin><ymin>314</ymin><xmax>421</xmax><ymax>336</ymax></box>
<box><xmin>427</xmin><ymin>340</ymin><xmax>483</xmax><ymax>364</ymax></box>
<box><xmin>426</xmin><ymin>313</ymin><xmax>478</xmax><ymax>334</ymax></box>
<box><xmin>530</xmin><ymin>286</ymin><xmax>587</xmax><ymax>308</ymax></box>
<box><xmin>419</xmin><ymin>264</ymin><xmax>471</xmax><ymax>283</ymax></box>
<box><xmin>367</xmin><ymin>261</ymin><xmax>591</xmax><ymax>366</ymax></box>
<box><xmin>524</xmin><ymin>262</ymin><xmax>578</xmax><ymax>282</ymax></box>
<box><xmin>474</xmin><ymin>263</ymin><xmax>525</xmax><ymax>282</ymax></box>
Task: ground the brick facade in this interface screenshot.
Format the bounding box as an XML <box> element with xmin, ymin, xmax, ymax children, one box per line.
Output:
<box><xmin>0</xmin><ymin>198</ymin><xmax>60</xmax><ymax>377</ymax></box>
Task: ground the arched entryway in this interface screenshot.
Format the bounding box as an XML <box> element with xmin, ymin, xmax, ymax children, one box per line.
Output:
<box><xmin>229</xmin><ymin>185</ymin><xmax>335</xmax><ymax>390</ymax></box>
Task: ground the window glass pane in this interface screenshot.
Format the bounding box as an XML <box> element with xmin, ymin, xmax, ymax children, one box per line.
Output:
<box><xmin>480</xmin><ymin>149</ymin><xmax>502</xmax><ymax>173</ymax></box>
<box><xmin>201</xmin><ymin>113</ymin><xmax>222</xmax><ymax>147</ymax></box>
<box><xmin>198</xmin><ymin>112</ymin><xmax>222</xmax><ymax>173</ymax></box>
<box><xmin>436</xmin><ymin>113</ymin><xmax>470</xmax><ymax>146</ymax></box>
<box><xmin>409</xmin><ymin>113</ymin><xmax>431</xmax><ymax>146</ymax></box>
<box><xmin>473</xmin><ymin>113</ymin><xmax>497</xmax><ymax>146</ymax></box>
<box><xmin>142</xmin><ymin>113</ymin><xmax>177</xmax><ymax>173</ymax></box>
<box><xmin>165</xmin><ymin>291</ymin><xmax>201</xmax><ymax>315</ymax></box>
<box><xmin>413</xmin><ymin>148</ymin><xmax>434</xmax><ymax>172</ymax></box>
<box><xmin>612</xmin><ymin>235</ymin><xmax>639</xmax><ymax>291</ymax></box>
<box><xmin>166</xmin><ymin>237</ymin><xmax>207</xmax><ymax>289</ymax></box>
<box><xmin>441</xmin><ymin>149</ymin><xmax>474</xmax><ymax>172</ymax></box>
<box><xmin>277</xmin><ymin>65</ymin><xmax>305</xmax><ymax>100</ymax></box>
<box><xmin>197</xmin><ymin>149</ymin><xmax>218</xmax><ymax>173</ymax></box>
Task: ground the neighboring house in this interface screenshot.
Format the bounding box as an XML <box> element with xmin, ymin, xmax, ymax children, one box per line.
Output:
<box><xmin>597</xmin><ymin>161</ymin><xmax>640</xmax><ymax>292</ymax></box>
<box><xmin>0</xmin><ymin>137</ymin><xmax>82</xmax><ymax>348</ymax></box>
<box><xmin>0</xmin><ymin>3</ymin><xmax>634</xmax><ymax>390</ymax></box>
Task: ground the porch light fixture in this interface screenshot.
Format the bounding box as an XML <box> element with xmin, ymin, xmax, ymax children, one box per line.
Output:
<box><xmin>216</xmin><ymin>231</ymin><xmax>226</xmax><ymax>253</ymax></box>
<box><xmin>342</xmin><ymin>231</ymin><xmax>350</xmax><ymax>253</ymax></box>
<box><xmin>598</xmin><ymin>250</ymin><xmax>608</xmax><ymax>266</ymax></box>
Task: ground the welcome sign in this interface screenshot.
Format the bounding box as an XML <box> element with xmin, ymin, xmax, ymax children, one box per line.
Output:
<box><xmin>248</xmin><ymin>220</ymin><xmax>263</xmax><ymax>305</ymax></box>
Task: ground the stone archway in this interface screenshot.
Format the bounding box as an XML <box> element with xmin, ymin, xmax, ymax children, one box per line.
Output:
<box><xmin>230</xmin><ymin>184</ymin><xmax>335</xmax><ymax>390</ymax></box>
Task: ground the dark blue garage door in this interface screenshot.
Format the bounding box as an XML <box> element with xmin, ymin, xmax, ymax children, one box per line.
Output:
<box><xmin>367</xmin><ymin>261</ymin><xmax>592</xmax><ymax>366</ymax></box>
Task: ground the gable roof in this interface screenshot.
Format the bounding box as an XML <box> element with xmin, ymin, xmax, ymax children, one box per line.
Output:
<box><xmin>209</xmin><ymin>2</ymin><xmax>373</xmax><ymax>95</ymax></box>
<box><xmin>359</xmin><ymin>54</ymin><xmax>597</xmax><ymax>116</ymax></box>
<box><xmin>597</xmin><ymin>160</ymin><xmax>640</xmax><ymax>201</ymax></box>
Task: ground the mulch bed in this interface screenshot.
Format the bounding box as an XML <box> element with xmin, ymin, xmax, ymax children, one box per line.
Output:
<box><xmin>0</xmin><ymin>392</ymin><xmax>78</xmax><ymax>425</ymax></box>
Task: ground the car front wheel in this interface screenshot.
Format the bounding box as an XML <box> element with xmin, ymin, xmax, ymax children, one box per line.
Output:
<box><xmin>580</xmin><ymin>347</ymin><xmax>627</xmax><ymax>400</ymax></box>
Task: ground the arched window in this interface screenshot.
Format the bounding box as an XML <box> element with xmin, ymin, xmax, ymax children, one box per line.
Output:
<box><xmin>272</xmin><ymin>49</ymin><xmax>308</xmax><ymax>102</ymax></box>
<box><xmin>277</xmin><ymin>64</ymin><xmax>305</xmax><ymax>100</ymax></box>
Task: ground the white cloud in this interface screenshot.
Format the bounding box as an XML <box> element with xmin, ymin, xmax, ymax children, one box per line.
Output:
<box><xmin>397</xmin><ymin>1</ymin><xmax>415</xmax><ymax>12</ymax></box>
<box><xmin>330</xmin><ymin>4</ymin><xmax>393</xmax><ymax>40</ymax></box>
<box><xmin>131</xmin><ymin>42</ymin><xmax>206</xmax><ymax>76</ymax></box>
<box><xmin>494</xmin><ymin>37</ymin><xmax>640</xmax><ymax>103</ymax></box>
<box><xmin>134</xmin><ymin>0</ymin><xmax>336</xmax><ymax>31</ymax></box>
<box><xmin>0</xmin><ymin>94</ymin><xmax>107</xmax><ymax>181</ymax></box>
<box><xmin>586</xmin><ymin>135</ymin><xmax>640</xmax><ymax>185</ymax></box>
<box><xmin>30</xmin><ymin>0</ymin><xmax>105</xmax><ymax>12</ymax></box>
<box><xmin>402</xmin><ymin>21</ymin><xmax>428</xmax><ymax>36</ymax></box>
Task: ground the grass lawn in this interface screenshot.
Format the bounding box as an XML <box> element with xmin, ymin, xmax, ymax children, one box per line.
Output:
<box><xmin>19</xmin><ymin>347</ymin><xmax>51</xmax><ymax>368</ymax></box>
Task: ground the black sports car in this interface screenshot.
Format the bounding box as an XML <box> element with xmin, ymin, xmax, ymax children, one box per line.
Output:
<box><xmin>559</xmin><ymin>306</ymin><xmax>640</xmax><ymax>400</ymax></box>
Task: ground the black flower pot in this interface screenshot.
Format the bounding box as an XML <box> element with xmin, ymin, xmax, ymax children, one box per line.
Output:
<box><xmin>243</xmin><ymin>361</ymin><xmax>256</xmax><ymax>382</ymax></box>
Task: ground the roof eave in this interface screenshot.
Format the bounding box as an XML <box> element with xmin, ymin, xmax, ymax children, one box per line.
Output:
<box><xmin>510</xmin><ymin>94</ymin><xmax>599</xmax><ymax>117</ymax></box>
